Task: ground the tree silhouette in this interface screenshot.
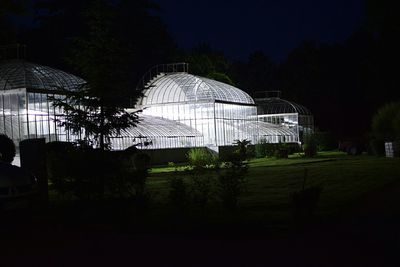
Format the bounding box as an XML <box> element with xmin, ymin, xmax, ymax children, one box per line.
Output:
<box><xmin>23</xmin><ymin>0</ymin><xmax>176</xmax><ymax>81</ymax></box>
<box><xmin>51</xmin><ymin>0</ymin><xmax>140</xmax><ymax>150</ymax></box>
<box><xmin>183</xmin><ymin>43</ymin><xmax>234</xmax><ymax>84</ymax></box>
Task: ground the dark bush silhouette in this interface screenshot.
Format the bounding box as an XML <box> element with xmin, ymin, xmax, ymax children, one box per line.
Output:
<box><xmin>168</xmin><ymin>177</ymin><xmax>189</xmax><ymax>210</ymax></box>
<box><xmin>303</xmin><ymin>134</ymin><xmax>318</xmax><ymax>157</ymax></box>
<box><xmin>372</xmin><ymin>102</ymin><xmax>400</xmax><ymax>142</ymax></box>
<box><xmin>46</xmin><ymin>141</ymin><xmax>151</xmax><ymax>202</ymax></box>
<box><xmin>292</xmin><ymin>169</ymin><xmax>323</xmax><ymax>225</ymax></box>
<box><xmin>0</xmin><ymin>134</ymin><xmax>16</xmax><ymax>163</ymax></box>
<box><xmin>233</xmin><ymin>139</ymin><xmax>251</xmax><ymax>161</ymax></box>
<box><xmin>190</xmin><ymin>174</ymin><xmax>214</xmax><ymax>209</ymax></box>
<box><xmin>217</xmin><ymin>153</ymin><xmax>248</xmax><ymax>212</ymax></box>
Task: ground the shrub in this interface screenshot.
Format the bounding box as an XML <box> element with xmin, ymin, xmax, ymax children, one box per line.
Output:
<box><xmin>303</xmin><ymin>134</ymin><xmax>318</xmax><ymax>157</ymax></box>
<box><xmin>46</xmin><ymin>142</ymin><xmax>76</xmax><ymax>199</ymax></box>
<box><xmin>246</xmin><ymin>145</ymin><xmax>256</xmax><ymax>159</ymax></box>
<box><xmin>368</xmin><ymin>138</ymin><xmax>385</xmax><ymax>156</ymax></box>
<box><xmin>46</xmin><ymin>142</ymin><xmax>151</xmax><ymax>203</ymax></box>
<box><xmin>168</xmin><ymin>177</ymin><xmax>188</xmax><ymax>210</ymax></box>
<box><xmin>265</xmin><ymin>143</ymin><xmax>278</xmax><ymax>157</ymax></box>
<box><xmin>313</xmin><ymin>131</ymin><xmax>337</xmax><ymax>151</ymax></box>
<box><xmin>187</xmin><ymin>148</ymin><xmax>217</xmax><ymax>169</ymax></box>
<box><xmin>190</xmin><ymin>174</ymin><xmax>215</xmax><ymax>209</ymax></box>
<box><xmin>275</xmin><ymin>146</ymin><xmax>289</xmax><ymax>159</ymax></box>
<box><xmin>111</xmin><ymin>152</ymin><xmax>151</xmax><ymax>196</ymax></box>
<box><xmin>372</xmin><ymin>102</ymin><xmax>400</xmax><ymax>141</ymax></box>
<box><xmin>0</xmin><ymin>134</ymin><xmax>16</xmax><ymax>164</ymax></box>
<box><xmin>233</xmin><ymin>139</ymin><xmax>251</xmax><ymax>161</ymax></box>
<box><xmin>255</xmin><ymin>139</ymin><xmax>267</xmax><ymax>158</ymax></box>
<box><xmin>291</xmin><ymin>169</ymin><xmax>323</xmax><ymax>225</ymax></box>
<box><xmin>217</xmin><ymin>155</ymin><xmax>248</xmax><ymax>212</ymax></box>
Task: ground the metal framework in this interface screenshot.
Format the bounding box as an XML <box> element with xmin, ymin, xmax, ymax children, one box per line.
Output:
<box><xmin>139</xmin><ymin>73</ymin><xmax>254</xmax><ymax>106</ymax></box>
<box><xmin>113</xmin><ymin>115</ymin><xmax>204</xmax><ymax>149</ymax></box>
<box><xmin>138</xmin><ymin>71</ymin><xmax>300</xmax><ymax>149</ymax></box>
<box><xmin>1</xmin><ymin>60</ymin><xmax>308</xmax><ymax>155</ymax></box>
<box><xmin>0</xmin><ymin>60</ymin><xmax>86</xmax><ymax>92</ymax></box>
<box><xmin>0</xmin><ymin>60</ymin><xmax>86</xmax><ymax>146</ymax></box>
<box><xmin>255</xmin><ymin>94</ymin><xmax>314</xmax><ymax>142</ymax></box>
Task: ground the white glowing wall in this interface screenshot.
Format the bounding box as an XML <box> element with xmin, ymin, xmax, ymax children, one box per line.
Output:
<box><xmin>142</xmin><ymin>101</ymin><xmax>258</xmax><ymax>147</ymax></box>
<box><xmin>0</xmin><ymin>90</ymin><xmax>79</xmax><ymax>145</ymax></box>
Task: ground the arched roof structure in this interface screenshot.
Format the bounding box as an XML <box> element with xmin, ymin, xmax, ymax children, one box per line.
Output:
<box><xmin>257</xmin><ymin>121</ymin><xmax>298</xmax><ymax>136</ymax></box>
<box><xmin>122</xmin><ymin>114</ymin><xmax>202</xmax><ymax>138</ymax></box>
<box><xmin>139</xmin><ymin>73</ymin><xmax>254</xmax><ymax>106</ymax></box>
<box><xmin>256</xmin><ymin>97</ymin><xmax>312</xmax><ymax>115</ymax></box>
<box><xmin>0</xmin><ymin>60</ymin><xmax>86</xmax><ymax>92</ymax></box>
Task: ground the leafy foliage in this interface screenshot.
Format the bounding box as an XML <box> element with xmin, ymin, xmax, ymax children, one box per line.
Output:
<box><xmin>183</xmin><ymin>43</ymin><xmax>234</xmax><ymax>84</ymax></box>
<box><xmin>313</xmin><ymin>131</ymin><xmax>338</xmax><ymax>151</ymax></box>
<box><xmin>233</xmin><ymin>139</ymin><xmax>251</xmax><ymax>161</ymax></box>
<box><xmin>187</xmin><ymin>148</ymin><xmax>218</xmax><ymax>170</ymax></box>
<box><xmin>168</xmin><ymin>176</ymin><xmax>188</xmax><ymax>210</ymax></box>
<box><xmin>206</xmin><ymin>72</ymin><xmax>235</xmax><ymax>85</ymax></box>
<box><xmin>303</xmin><ymin>134</ymin><xmax>318</xmax><ymax>157</ymax></box>
<box><xmin>50</xmin><ymin>90</ymin><xmax>138</xmax><ymax>150</ymax></box>
<box><xmin>217</xmin><ymin>154</ymin><xmax>248</xmax><ymax>212</ymax></box>
<box><xmin>46</xmin><ymin>142</ymin><xmax>151</xmax><ymax>201</ymax></box>
<box><xmin>190</xmin><ymin>174</ymin><xmax>215</xmax><ymax>209</ymax></box>
<box><xmin>50</xmin><ymin>0</ymin><xmax>141</xmax><ymax>150</ymax></box>
<box><xmin>372</xmin><ymin>102</ymin><xmax>400</xmax><ymax>141</ymax></box>
<box><xmin>255</xmin><ymin>139</ymin><xmax>268</xmax><ymax>158</ymax></box>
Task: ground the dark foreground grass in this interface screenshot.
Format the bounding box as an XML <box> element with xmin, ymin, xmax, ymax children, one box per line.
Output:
<box><xmin>43</xmin><ymin>153</ymin><xmax>400</xmax><ymax>234</ymax></box>
<box><xmin>146</xmin><ymin>153</ymin><xmax>400</xmax><ymax>229</ymax></box>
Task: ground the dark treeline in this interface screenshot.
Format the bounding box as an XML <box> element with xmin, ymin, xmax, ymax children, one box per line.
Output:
<box><xmin>176</xmin><ymin>0</ymin><xmax>400</xmax><ymax>140</ymax></box>
<box><xmin>1</xmin><ymin>0</ymin><xmax>399</xmax><ymax>140</ymax></box>
<box><xmin>14</xmin><ymin>0</ymin><xmax>177</xmax><ymax>91</ymax></box>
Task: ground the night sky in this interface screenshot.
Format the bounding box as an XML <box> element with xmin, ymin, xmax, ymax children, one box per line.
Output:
<box><xmin>154</xmin><ymin>0</ymin><xmax>365</xmax><ymax>61</ymax></box>
<box><xmin>18</xmin><ymin>0</ymin><xmax>365</xmax><ymax>62</ymax></box>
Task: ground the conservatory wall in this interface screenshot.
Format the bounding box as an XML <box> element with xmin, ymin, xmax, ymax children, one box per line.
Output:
<box><xmin>142</xmin><ymin>101</ymin><xmax>258</xmax><ymax>147</ymax></box>
<box><xmin>1</xmin><ymin>61</ymin><xmax>307</xmax><ymax>153</ymax></box>
<box><xmin>298</xmin><ymin>114</ymin><xmax>314</xmax><ymax>136</ymax></box>
<box><xmin>0</xmin><ymin>89</ymin><xmax>205</xmax><ymax>151</ymax></box>
<box><xmin>257</xmin><ymin>113</ymin><xmax>300</xmax><ymax>143</ymax></box>
<box><xmin>110</xmin><ymin>115</ymin><xmax>204</xmax><ymax>150</ymax></box>
<box><xmin>0</xmin><ymin>90</ymin><xmax>83</xmax><ymax>146</ymax></box>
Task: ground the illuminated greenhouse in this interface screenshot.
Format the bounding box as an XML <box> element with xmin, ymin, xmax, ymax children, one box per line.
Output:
<box><xmin>0</xmin><ymin>60</ymin><xmax>86</xmax><ymax>145</ymax></box>
<box><xmin>0</xmin><ymin>60</ymin><xmax>310</xmax><ymax>155</ymax></box>
<box><xmin>136</xmin><ymin>64</ymin><xmax>301</xmax><ymax>149</ymax></box>
<box><xmin>254</xmin><ymin>91</ymin><xmax>314</xmax><ymax>142</ymax></box>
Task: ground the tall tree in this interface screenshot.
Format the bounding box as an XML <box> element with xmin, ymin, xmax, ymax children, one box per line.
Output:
<box><xmin>52</xmin><ymin>0</ymin><xmax>140</xmax><ymax>150</ymax></box>
<box><xmin>183</xmin><ymin>43</ymin><xmax>234</xmax><ymax>85</ymax></box>
<box><xmin>23</xmin><ymin>0</ymin><xmax>176</xmax><ymax>80</ymax></box>
<box><xmin>230</xmin><ymin>51</ymin><xmax>276</xmax><ymax>94</ymax></box>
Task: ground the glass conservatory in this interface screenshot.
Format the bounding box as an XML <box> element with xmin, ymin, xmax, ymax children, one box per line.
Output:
<box><xmin>254</xmin><ymin>91</ymin><xmax>314</xmax><ymax>142</ymax></box>
<box><xmin>112</xmin><ymin>114</ymin><xmax>204</xmax><ymax>150</ymax></box>
<box><xmin>1</xmin><ymin>60</ymin><xmax>308</xmax><ymax>154</ymax></box>
<box><xmin>0</xmin><ymin>60</ymin><xmax>86</xmax><ymax>146</ymax></box>
<box><xmin>137</xmin><ymin>72</ymin><xmax>259</xmax><ymax>149</ymax></box>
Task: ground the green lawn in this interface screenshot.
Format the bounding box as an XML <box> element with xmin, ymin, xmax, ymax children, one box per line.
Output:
<box><xmin>146</xmin><ymin>153</ymin><xmax>400</xmax><ymax>227</ymax></box>
<box><xmin>149</xmin><ymin>151</ymin><xmax>345</xmax><ymax>174</ymax></box>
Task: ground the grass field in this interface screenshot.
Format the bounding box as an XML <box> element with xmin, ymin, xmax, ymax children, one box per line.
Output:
<box><xmin>146</xmin><ymin>152</ymin><xmax>400</xmax><ymax>227</ymax></box>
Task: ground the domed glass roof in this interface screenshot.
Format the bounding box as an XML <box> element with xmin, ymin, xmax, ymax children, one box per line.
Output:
<box><xmin>122</xmin><ymin>114</ymin><xmax>202</xmax><ymax>138</ymax></box>
<box><xmin>256</xmin><ymin>97</ymin><xmax>312</xmax><ymax>115</ymax></box>
<box><xmin>139</xmin><ymin>73</ymin><xmax>255</xmax><ymax>106</ymax></box>
<box><xmin>0</xmin><ymin>60</ymin><xmax>86</xmax><ymax>92</ymax></box>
